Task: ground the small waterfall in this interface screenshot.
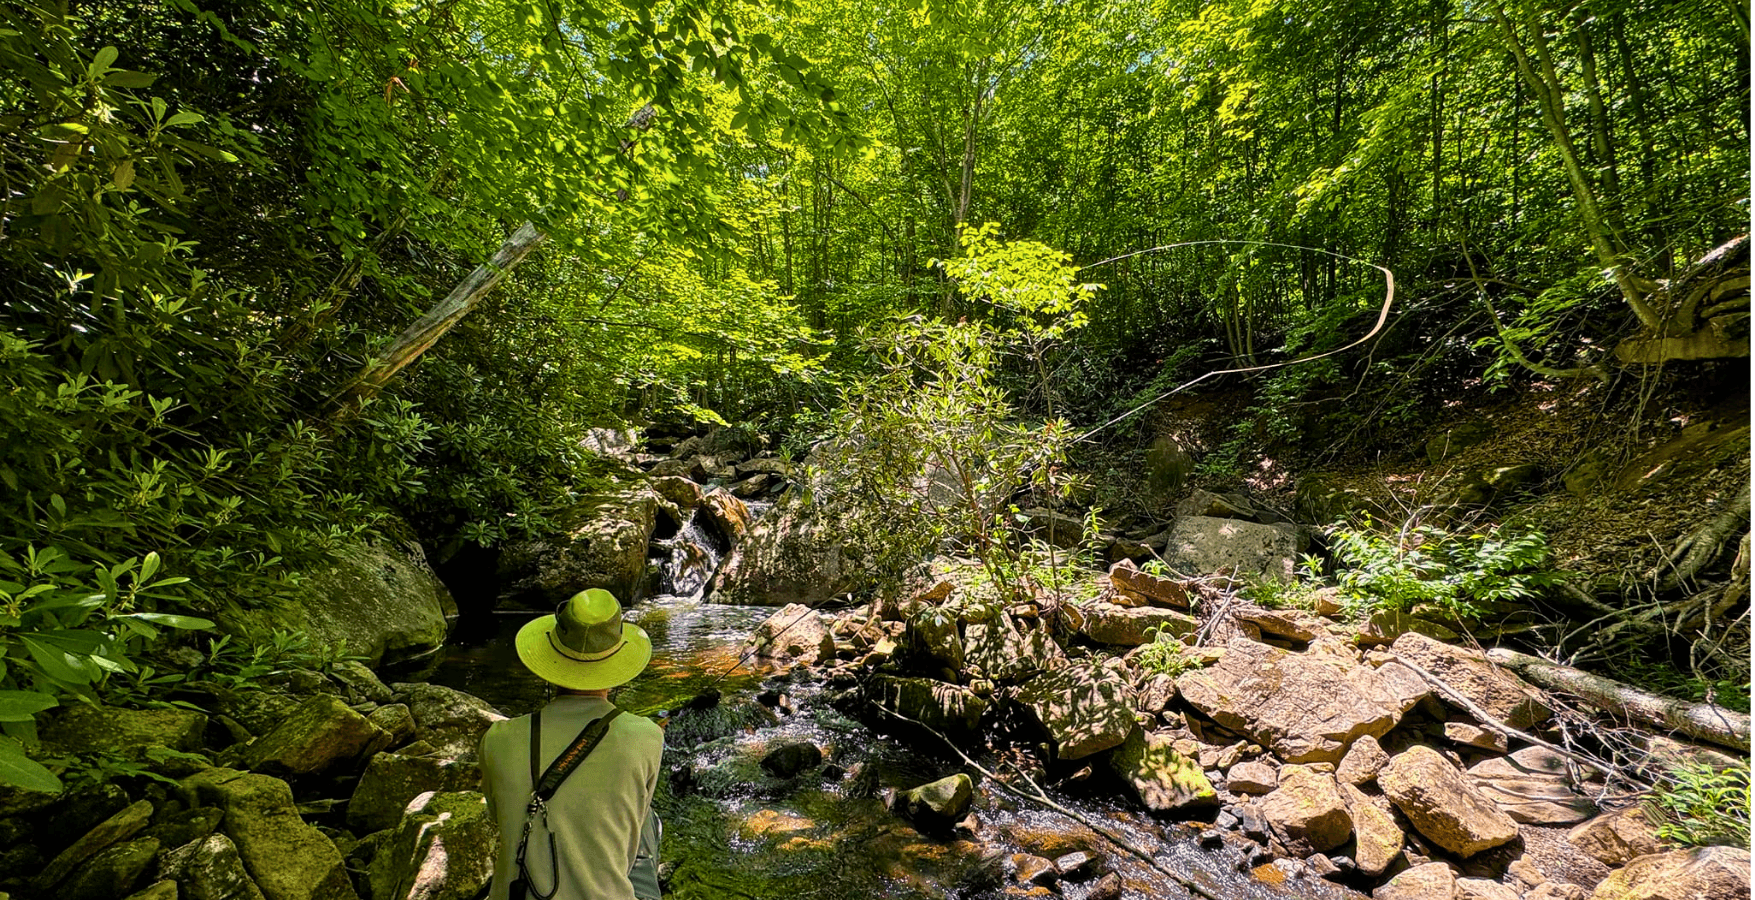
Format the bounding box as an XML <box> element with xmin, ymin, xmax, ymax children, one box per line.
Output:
<box><xmin>652</xmin><ymin>512</ymin><xmax>723</xmax><ymax>601</ymax></box>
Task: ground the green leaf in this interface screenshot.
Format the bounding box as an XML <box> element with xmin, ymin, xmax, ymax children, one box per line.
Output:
<box><xmin>104</xmin><ymin>70</ymin><xmax>156</xmax><ymax>89</ymax></box>
<box><xmin>0</xmin><ymin>691</ymin><xmax>57</xmax><ymax>723</ymax></box>
<box><xmin>87</xmin><ymin>46</ymin><xmax>119</xmax><ymax>81</ymax></box>
<box><xmin>0</xmin><ymin>735</ymin><xmax>60</xmax><ymax>794</ymax></box>
<box><xmin>125</xmin><ymin>612</ymin><xmax>214</xmax><ymax>630</ymax></box>
<box><xmin>19</xmin><ymin>634</ymin><xmax>95</xmax><ymax>685</ymax></box>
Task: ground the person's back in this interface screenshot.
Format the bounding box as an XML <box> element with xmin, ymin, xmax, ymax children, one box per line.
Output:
<box><xmin>481</xmin><ymin>695</ymin><xmax>664</xmax><ymax>900</ymax></box>
<box><xmin>478</xmin><ymin>589</ymin><xmax>663</xmax><ymax>900</ymax></box>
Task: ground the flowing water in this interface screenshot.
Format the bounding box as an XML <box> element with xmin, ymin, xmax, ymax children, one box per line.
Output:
<box><xmin>424</xmin><ymin>504</ymin><xmax>1366</xmax><ymax>900</ymax></box>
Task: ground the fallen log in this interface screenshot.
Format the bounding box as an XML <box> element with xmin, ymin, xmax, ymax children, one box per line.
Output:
<box><xmin>1485</xmin><ymin>648</ymin><xmax>1750</xmax><ymax>753</ymax></box>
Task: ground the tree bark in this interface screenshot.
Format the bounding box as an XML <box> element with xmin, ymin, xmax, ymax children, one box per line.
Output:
<box><xmin>339</xmin><ymin>221</ymin><xmax>549</xmax><ymax>403</ymax></box>
<box><xmin>1486</xmin><ymin>648</ymin><xmax>1751</xmax><ymax>753</ymax></box>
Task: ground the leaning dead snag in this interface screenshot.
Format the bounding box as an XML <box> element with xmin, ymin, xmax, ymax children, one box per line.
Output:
<box><xmin>1485</xmin><ymin>648</ymin><xmax>1750</xmax><ymax>754</ymax></box>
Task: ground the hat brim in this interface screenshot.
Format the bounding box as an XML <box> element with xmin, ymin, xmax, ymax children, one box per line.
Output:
<box><xmin>515</xmin><ymin>615</ymin><xmax>653</xmax><ymax>691</ymax></box>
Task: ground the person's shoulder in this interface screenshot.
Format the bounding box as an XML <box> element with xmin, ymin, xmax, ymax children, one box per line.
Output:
<box><xmin>614</xmin><ymin>710</ymin><xmax>665</xmax><ymax>743</ymax></box>
<box><xmin>480</xmin><ymin>712</ymin><xmax>528</xmax><ymax>752</ymax></box>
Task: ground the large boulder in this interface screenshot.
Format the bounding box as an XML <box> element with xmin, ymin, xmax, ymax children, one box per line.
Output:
<box><xmin>1176</xmin><ymin>638</ymin><xmax>1401</xmax><ymax>764</ymax></box>
<box><xmin>498</xmin><ymin>484</ymin><xmax>660</xmax><ymax>606</ymax></box>
<box><xmin>228</xmin><ymin>539</ymin><xmax>452</xmax><ymax>666</ymax></box>
<box><xmin>180</xmin><ymin>768</ymin><xmax>357</xmax><ymax>900</ymax></box>
<box><xmin>1565</xmin><ymin>808</ymin><xmax>1662</xmax><ymax>867</ymax></box>
<box><xmin>1080</xmin><ymin>604</ymin><xmax>1196</xmax><ymax>647</ymax></box>
<box><xmin>1466</xmin><ymin>746</ymin><xmax>1596</xmax><ymax>824</ymax></box>
<box><xmin>1379</xmin><ymin>746</ymin><xmax>1520</xmax><ymax>858</ymax></box>
<box><xmin>699</xmin><ymin>488</ymin><xmax>751</xmax><ymax>546</ymax></box>
<box><xmin>866</xmin><ymin>675</ymin><xmax>988</xmax><ymax>743</ymax></box>
<box><xmin>1587</xmin><ymin>846</ymin><xmax>1751</xmax><ymax>900</ymax></box>
<box><xmin>1163</xmin><ymin>516</ymin><xmax>1301</xmax><ymax>580</ymax></box>
<box><xmin>392</xmin><ymin>683</ymin><xmax>506</xmax><ymax>761</ymax></box>
<box><xmin>748</xmin><ymin>603</ymin><xmax>836</xmax><ymax>669</ymax></box>
<box><xmin>365</xmin><ymin>791</ymin><xmax>496</xmax><ymax>900</ymax></box>
<box><xmin>158</xmin><ymin>833</ymin><xmax>267</xmax><ymax>900</ymax></box>
<box><xmin>240</xmin><ymin>695</ymin><xmax>387</xmax><ymax>777</ymax></box>
<box><xmin>347</xmin><ymin>752</ymin><xmax>482</xmax><ymax>834</ymax></box>
<box><xmin>1107</xmin><ymin>728</ymin><xmax>1217</xmax><ymax>813</ymax></box>
<box><xmin>39</xmin><ymin>705</ymin><xmax>207</xmax><ymax>757</ymax></box>
<box><xmin>1390</xmin><ymin>633</ymin><xmax>1548</xmax><ymax>729</ymax></box>
<box><xmin>709</xmin><ymin>489</ymin><xmax>859</xmax><ymax>606</ymax></box>
<box><xmin>1016</xmin><ymin>660</ymin><xmax>1137</xmax><ymax>761</ymax></box>
<box><xmin>964</xmin><ymin>614</ymin><xmax>1066</xmax><ymax>682</ymax></box>
<box><xmin>1257</xmin><ymin>766</ymin><xmax>1353</xmax><ymax>855</ymax></box>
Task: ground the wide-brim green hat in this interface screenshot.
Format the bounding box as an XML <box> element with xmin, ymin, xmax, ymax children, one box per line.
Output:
<box><xmin>516</xmin><ymin>588</ymin><xmax>653</xmax><ymax>691</ymax></box>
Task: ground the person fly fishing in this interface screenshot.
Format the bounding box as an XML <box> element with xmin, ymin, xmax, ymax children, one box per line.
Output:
<box><xmin>480</xmin><ymin>588</ymin><xmax>665</xmax><ymax>900</ymax></box>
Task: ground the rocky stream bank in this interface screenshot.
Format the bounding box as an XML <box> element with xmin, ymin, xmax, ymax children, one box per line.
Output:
<box><xmin>0</xmin><ymin>425</ymin><xmax>1747</xmax><ymax>900</ymax></box>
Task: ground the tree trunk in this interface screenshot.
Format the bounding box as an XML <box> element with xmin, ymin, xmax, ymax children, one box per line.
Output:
<box><xmin>339</xmin><ymin>221</ymin><xmax>549</xmax><ymax>404</ymax></box>
<box><xmin>1486</xmin><ymin>648</ymin><xmax>1751</xmax><ymax>753</ymax></box>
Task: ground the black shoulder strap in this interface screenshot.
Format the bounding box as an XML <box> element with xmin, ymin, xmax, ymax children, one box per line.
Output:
<box><xmin>528</xmin><ymin>706</ymin><xmax>624</xmax><ymax>802</ymax></box>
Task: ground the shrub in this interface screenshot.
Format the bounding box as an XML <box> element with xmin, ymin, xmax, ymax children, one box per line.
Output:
<box><xmin>1327</xmin><ymin>519</ymin><xmax>1559</xmax><ymax>621</ymax></box>
<box><xmin>1644</xmin><ymin>762</ymin><xmax>1751</xmax><ymax>850</ymax></box>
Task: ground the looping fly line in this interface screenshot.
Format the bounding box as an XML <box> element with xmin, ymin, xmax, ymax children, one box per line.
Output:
<box><xmin>1069</xmin><ymin>239</ymin><xmax>1396</xmax><ymax>443</ymax></box>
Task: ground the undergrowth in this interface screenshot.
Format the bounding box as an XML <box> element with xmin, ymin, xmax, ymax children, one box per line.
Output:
<box><xmin>1644</xmin><ymin>761</ymin><xmax>1751</xmax><ymax>850</ymax></box>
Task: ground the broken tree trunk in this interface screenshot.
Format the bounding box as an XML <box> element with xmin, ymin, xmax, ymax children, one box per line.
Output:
<box><xmin>1485</xmin><ymin>648</ymin><xmax>1751</xmax><ymax>753</ymax></box>
<box><xmin>337</xmin><ymin>220</ymin><xmax>548</xmax><ymax>406</ymax></box>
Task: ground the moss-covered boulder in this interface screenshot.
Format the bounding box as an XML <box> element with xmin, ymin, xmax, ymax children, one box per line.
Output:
<box><xmin>39</xmin><ymin>705</ymin><xmax>207</xmax><ymax>756</ymax></box>
<box><xmin>158</xmin><ymin>832</ymin><xmax>266</xmax><ymax>900</ymax></box>
<box><xmin>890</xmin><ymin>774</ymin><xmax>974</xmax><ymax>831</ymax></box>
<box><xmin>239</xmin><ymin>695</ymin><xmax>388</xmax><ymax>777</ymax></box>
<box><xmin>226</xmin><ymin>539</ymin><xmax>453</xmax><ymax>667</ymax></box>
<box><xmin>347</xmin><ymin>753</ymin><xmax>481</xmax><ymax>834</ymax></box>
<box><xmin>709</xmin><ymin>489</ymin><xmax>859</xmax><ymax>606</ymax></box>
<box><xmin>366</xmin><ymin>791</ymin><xmax>496</xmax><ymax>900</ymax></box>
<box><xmin>61</xmin><ymin>836</ymin><xmax>160</xmax><ymax>900</ymax></box>
<box><xmin>180</xmin><ymin>768</ymin><xmax>356</xmax><ymax>900</ymax></box>
<box><xmin>498</xmin><ymin>484</ymin><xmax>660</xmax><ymax>607</ymax></box>
<box><xmin>1106</xmin><ymin>728</ymin><xmax>1217</xmax><ymax>813</ymax></box>
<box><xmin>1016</xmin><ymin>660</ymin><xmax>1137</xmax><ymax>762</ymax></box>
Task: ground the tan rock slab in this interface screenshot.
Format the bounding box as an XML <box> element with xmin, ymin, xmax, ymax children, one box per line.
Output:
<box><xmin>1176</xmin><ymin>637</ymin><xmax>1401</xmax><ymax>764</ymax></box>
<box><xmin>1390</xmin><ymin>633</ymin><xmax>1548</xmax><ymax>729</ymax></box>
<box><xmin>1444</xmin><ymin>721</ymin><xmax>1508</xmax><ymax>753</ymax></box>
<box><xmin>1226</xmin><ymin>760</ymin><xmax>1277</xmax><ymax>794</ymax></box>
<box><xmin>1586</xmin><ymin>846</ymin><xmax>1751</xmax><ymax>900</ymax></box>
<box><xmin>1258</xmin><ymin>765</ymin><xmax>1352</xmax><ymax>855</ymax></box>
<box><xmin>1338</xmin><ymin>734</ymin><xmax>1391</xmax><ymax>785</ymax></box>
<box><xmin>1342</xmin><ymin>782</ymin><xmax>1404</xmax><ymax>877</ymax></box>
<box><xmin>1564</xmin><ymin>808</ymin><xmax>1661</xmax><ymax>867</ymax></box>
<box><xmin>1374</xmin><ymin>862</ymin><xmax>1458</xmax><ymax>900</ymax></box>
<box><xmin>1455</xmin><ymin>878</ymin><xmax>1520</xmax><ymax>900</ymax></box>
<box><xmin>1380</xmin><ymin>745</ymin><xmax>1520</xmax><ymax>858</ymax></box>
<box><xmin>1465</xmin><ymin>746</ymin><xmax>1596</xmax><ymax>825</ymax></box>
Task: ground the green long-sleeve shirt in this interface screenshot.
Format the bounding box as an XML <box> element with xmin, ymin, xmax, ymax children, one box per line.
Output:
<box><xmin>480</xmin><ymin>695</ymin><xmax>664</xmax><ymax>900</ymax></box>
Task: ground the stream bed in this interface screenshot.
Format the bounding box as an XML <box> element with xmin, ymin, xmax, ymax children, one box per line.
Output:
<box><xmin>423</xmin><ymin>512</ymin><xmax>1366</xmax><ymax>900</ymax></box>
